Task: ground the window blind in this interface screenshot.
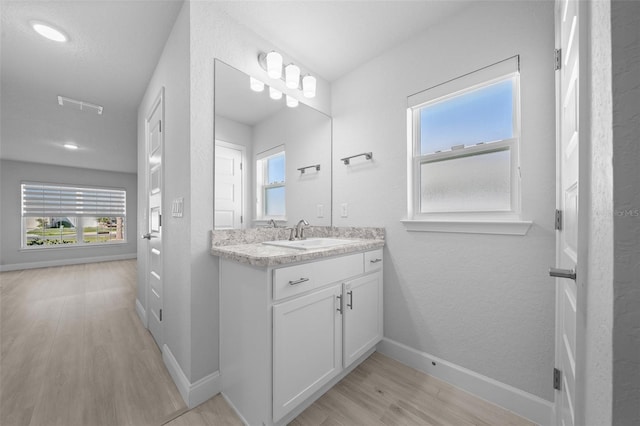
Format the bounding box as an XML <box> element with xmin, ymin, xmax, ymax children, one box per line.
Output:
<box><xmin>21</xmin><ymin>183</ymin><xmax>126</xmax><ymax>217</ymax></box>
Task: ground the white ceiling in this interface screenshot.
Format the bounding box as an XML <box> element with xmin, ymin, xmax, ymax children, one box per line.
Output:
<box><xmin>215</xmin><ymin>1</ymin><xmax>470</xmax><ymax>82</ymax></box>
<box><xmin>0</xmin><ymin>0</ymin><xmax>185</xmax><ymax>173</ymax></box>
<box><xmin>1</xmin><ymin>0</ymin><xmax>469</xmax><ymax>174</ymax></box>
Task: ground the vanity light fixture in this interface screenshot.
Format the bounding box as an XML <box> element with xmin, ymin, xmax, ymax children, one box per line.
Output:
<box><xmin>286</xmin><ymin>95</ymin><xmax>299</xmax><ymax>108</ymax></box>
<box><xmin>258</xmin><ymin>50</ymin><xmax>317</xmax><ymax>99</ymax></box>
<box><xmin>31</xmin><ymin>21</ymin><xmax>68</xmax><ymax>42</ymax></box>
<box><xmin>265</xmin><ymin>51</ymin><xmax>283</xmax><ymax>79</ymax></box>
<box><xmin>250</xmin><ymin>76</ymin><xmax>265</xmax><ymax>92</ymax></box>
<box><xmin>63</xmin><ymin>143</ymin><xmax>78</xmax><ymax>150</ymax></box>
<box><xmin>269</xmin><ymin>87</ymin><xmax>282</xmax><ymax>100</ymax></box>
<box><xmin>302</xmin><ymin>75</ymin><xmax>317</xmax><ymax>98</ymax></box>
<box><xmin>285</xmin><ymin>64</ymin><xmax>301</xmax><ymax>89</ymax></box>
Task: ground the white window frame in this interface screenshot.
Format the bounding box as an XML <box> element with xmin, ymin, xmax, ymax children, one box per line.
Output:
<box><xmin>21</xmin><ymin>182</ymin><xmax>127</xmax><ymax>249</ymax></box>
<box><xmin>255</xmin><ymin>145</ymin><xmax>286</xmax><ymax>221</ymax></box>
<box><xmin>403</xmin><ymin>56</ymin><xmax>532</xmax><ymax>235</ymax></box>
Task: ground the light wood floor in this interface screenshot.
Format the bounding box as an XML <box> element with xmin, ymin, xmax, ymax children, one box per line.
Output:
<box><xmin>2</xmin><ymin>260</ymin><xmax>535</xmax><ymax>426</ymax></box>
<box><xmin>1</xmin><ymin>260</ymin><xmax>185</xmax><ymax>426</ymax></box>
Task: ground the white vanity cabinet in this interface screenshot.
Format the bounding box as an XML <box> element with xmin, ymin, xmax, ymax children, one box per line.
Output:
<box><xmin>273</xmin><ymin>283</ymin><xmax>343</xmax><ymax>421</ymax></box>
<box><xmin>219</xmin><ymin>248</ymin><xmax>383</xmax><ymax>426</ymax></box>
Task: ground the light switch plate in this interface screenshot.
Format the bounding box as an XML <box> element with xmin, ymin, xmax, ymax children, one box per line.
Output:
<box><xmin>317</xmin><ymin>204</ymin><xmax>324</xmax><ymax>218</ymax></box>
<box><xmin>341</xmin><ymin>203</ymin><xmax>348</xmax><ymax>218</ymax></box>
<box><xmin>172</xmin><ymin>197</ymin><xmax>184</xmax><ymax>218</ymax></box>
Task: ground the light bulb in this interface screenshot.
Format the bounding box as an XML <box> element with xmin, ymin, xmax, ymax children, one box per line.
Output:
<box><xmin>31</xmin><ymin>22</ymin><xmax>68</xmax><ymax>42</ymax></box>
<box><xmin>269</xmin><ymin>87</ymin><xmax>282</xmax><ymax>100</ymax></box>
<box><xmin>63</xmin><ymin>143</ymin><xmax>78</xmax><ymax>150</ymax></box>
<box><xmin>250</xmin><ymin>76</ymin><xmax>264</xmax><ymax>92</ymax></box>
<box><xmin>302</xmin><ymin>75</ymin><xmax>316</xmax><ymax>98</ymax></box>
<box><xmin>286</xmin><ymin>95</ymin><xmax>299</xmax><ymax>108</ymax></box>
<box><xmin>266</xmin><ymin>51</ymin><xmax>283</xmax><ymax>79</ymax></box>
<box><xmin>285</xmin><ymin>64</ymin><xmax>300</xmax><ymax>89</ymax></box>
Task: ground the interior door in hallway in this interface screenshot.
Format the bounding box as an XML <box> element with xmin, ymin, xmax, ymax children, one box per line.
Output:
<box><xmin>553</xmin><ymin>1</ymin><xmax>586</xmax><ymax>425</ymax></box>
<box><xmin>145</xmin><ymin>89</ymin><xmax>164</xmax><ymax>349</ymax></box>
<box><xmin>215</xmin><ymin>141</ymin><xmax>244</xmax><ymax>230</ymax></box>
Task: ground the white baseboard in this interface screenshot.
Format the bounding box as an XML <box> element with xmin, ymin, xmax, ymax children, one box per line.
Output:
<box><xmin>377</xmin><ymin>338</ymin><xmax>554</xmax><ymax>426</ymax></box>
<box><xmin>135</xmin><ymin>298</ymin><xmax>147</xmax><ymax>327</ymax></box>
<box><xmin>162</xmin><ymin>344</ymin><xmax>221</xmax><ymax>409</ymax></box>
<box><xmin>0</xmin><ymin>253</ymin><xmax>137</xmax><ymax>272</ymax></box>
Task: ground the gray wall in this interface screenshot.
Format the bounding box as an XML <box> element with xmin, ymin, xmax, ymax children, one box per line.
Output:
<box><xmin>0</xmin><ymin>159</ymin><xmax>137</xmax><ymax>270</ymax></box>
<box><xmin>137</xmin><ymin>2</ymin><xmax>193</xmax><ymax>379</ymax></box>
<box><xmin>331</xmin><ymin>1</ymin><xmax>556</xmax><ymax>401</ymax></box>
<box><xmin>612</xmin><ymin>0</ymin><xmax>640</xmax><ymax>424</ymax></box>
<box><xmin>584</xmin><ymin>0</ymin><xmax>614</xmax><ymax>423</ymax></box>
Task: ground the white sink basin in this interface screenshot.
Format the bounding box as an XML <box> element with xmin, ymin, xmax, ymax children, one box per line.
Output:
<box><xmin>262</xmin><ymin>238</ymin><xmax>354</xmax><ymax>250</ymax></box>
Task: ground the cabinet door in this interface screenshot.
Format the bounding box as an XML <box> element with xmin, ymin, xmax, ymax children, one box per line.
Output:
<box><xmin>344</xmin><ymin>272</ymin><xmax>383</xmax><ymax>367</ymax></box>
<box><xmin>273</xmin><ymin>284</ymin><xmax>342</xmax><ymax>422</ymax></box>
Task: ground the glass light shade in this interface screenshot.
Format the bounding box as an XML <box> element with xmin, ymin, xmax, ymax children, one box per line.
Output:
<box><xmin>302</xmin><ymin>75</ymin><xmax>317</xmax><ymax>98</ymax></box>
<box><xmin>249</xmin><ymin>76</ymin><xmax>265</xmax><ymax>92</ymax></box>
<box><xmin>31</xmin><ymin>22</ymin><xmax>68</xmax><ymax>42</ymax></box>
<box><xmin>286</xmin><ymin>95</ymin><xmax>299</xmax><ymax>108</ymax></box>
<box><xmin>269</xmin><ymin>87</ymin><xmax>282</xmax><ymax>100</ymax></box>
<box><xmin>285</xmin><ymin>64</ymin><xmax>301</xmax><ymax>89</ymax></box>
<box><xmin>266</xmin><ymin>51</ymin><xmax>283</xmax><ymax>79</ymax></box>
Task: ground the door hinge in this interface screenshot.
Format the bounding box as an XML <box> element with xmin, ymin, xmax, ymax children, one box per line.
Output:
<box><xmin>159</xmin><ymin>120</ymin><xmax>162</xmax><ymax>132</ymax></box>
<box><xmin>553</xmin><ymin>367</ymin><xmax>562</xmax><ymax>390</ymax></box>
<box><xmin>555</xmin><ymin>48</ymin><xmax>562</xmax><ymax>71</ymax></box>
<box><xmin>240</xmin><ymin>215</ymin><xmax>243</xmax><ymax>224</ymax></box>
<box><xmin>159</xmin><ymin>214</ymin><xmax>162</xmax><ymax>227</ymax></box>
<box><xmin>555</xmin><ymin>209</ymin><xmax>562</xmax><ymax>230</ymax></box>
<box><xmin>159</xmin><ymin>309</ymin><xmax>163</xmax><ymax>322</ymax></box>
<box><xmin>240</xmin><ymin>162</ymin><xmax>243</xmax><ymax>171</ymax></box>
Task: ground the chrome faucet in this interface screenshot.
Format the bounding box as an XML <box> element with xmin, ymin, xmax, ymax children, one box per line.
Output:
<box><xmin>267</xmin><ymin>219</ymin><xmax>278</xmax><ymax>228</ymax></box>
<box><xmin>295</xmin><ymin>219</ymin><xmax>310</xmax><ymax>240</ymax></box>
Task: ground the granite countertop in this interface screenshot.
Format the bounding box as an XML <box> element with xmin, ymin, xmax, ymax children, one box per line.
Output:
<box><xmin>210</xmin><ymin>227</ymin><xmax>385</xmax><ymax>267</ymax></box>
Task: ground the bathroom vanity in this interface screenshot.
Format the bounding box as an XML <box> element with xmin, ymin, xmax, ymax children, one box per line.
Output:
<box><xmin>212</xmin><ymin>229</ymin><xmax>384</xmax><ymax>425</ymax></box>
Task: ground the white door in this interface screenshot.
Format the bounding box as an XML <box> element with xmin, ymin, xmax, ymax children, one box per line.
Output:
<box><xmin>553</xmin><ymin>1</ymin><xmax>585</xmax><ymax>425</ymax></box>
<box><xmin>215</xmin><ymin>141</ymin><xmax>244</xmax><ymax>229</ymax></box>
<box><xmin>272</xmin><ymin>284</ymin><xmax>342</xmax><ymax>422</ymax></box>
<box><xmin>343</xmin><ymin>272</ymin><xmax>383</xmax><ymax>367</ymax></box>
<box><xmin>145</xmin><ymin>90</ymin><xmax>164</xmax><ymax>350</ymax></box>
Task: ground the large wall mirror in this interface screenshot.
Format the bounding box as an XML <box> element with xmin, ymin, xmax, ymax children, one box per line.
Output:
<box><xmin>214</xmin><ymin>59</ymin><xmax>332</xmax><ymax>229</ymax></box>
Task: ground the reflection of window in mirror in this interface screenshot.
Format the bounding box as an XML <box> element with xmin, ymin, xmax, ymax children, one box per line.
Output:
<box><xmin>256</xmin><ymin>145</ymin><xmax>286</xmax><ymax>220</ymax></box>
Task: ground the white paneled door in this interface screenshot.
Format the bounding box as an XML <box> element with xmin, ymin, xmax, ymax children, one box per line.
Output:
<box><xmin>553</xmin><ymin>1</ymin><xmax>585</xmax><ymax>425</ymax></box>
<box><xmin>145</xmin><ymin>89</ymin><xmax>164</xmax><ymax>350</ymax></box>
<box><xmin>215</xmin><ymin>141</ymin><xmax>244</xmax><ymax>230</ymax></box>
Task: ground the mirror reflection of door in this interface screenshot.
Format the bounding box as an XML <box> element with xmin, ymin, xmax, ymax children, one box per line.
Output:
<box><xmin>215</xmin><ymin>140</ymin><xmax>245</xmax><ymax>230</ymax></box>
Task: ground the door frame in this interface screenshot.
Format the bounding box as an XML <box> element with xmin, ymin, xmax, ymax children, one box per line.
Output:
<box><xmin>553</xmin><ymin>1</ymin><xmax>589</xmax><ymax>424</ymax></box>
<box><xmin>144</xmin><ymin>87</ymin><xmax>165</xmax><ymax>338</ymax></box>
<box><xmin>215</xmin><ymin>139</ymin><xmax>247</xmax><ymax>230</ymax></box>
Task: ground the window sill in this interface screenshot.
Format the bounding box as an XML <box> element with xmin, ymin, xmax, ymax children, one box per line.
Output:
<box><xmin>401</xmin><ymin>219</ymin><xmax>532</xmax><ymax>236</ymax></box>
<box><xmin>20</xmin><ymin>240</ymin><xmax>128</xmax><ymax>251</ymax></box>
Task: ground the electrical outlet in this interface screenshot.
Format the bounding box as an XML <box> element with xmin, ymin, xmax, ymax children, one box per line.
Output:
<box><xmin>341</xmin><ymin>203</ymin><xmax>348</xmax><ymax>218</ymax></box>
<box><xmin>317</xmin><ymin>204</ymin><xmax>324</xmax><ymax>218</ymax></box>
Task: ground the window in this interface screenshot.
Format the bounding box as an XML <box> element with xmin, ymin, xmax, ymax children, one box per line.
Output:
<box><xmin>256</xmin><ymin>146</ymin><xmax>286</xmax><ymax>219</ymax></box>
<box><xmin>405</xmin><ymin>56</ymin><xmax>530</xmax><ymax>234</ymax></box>
<box><xmin>21</xmin><ymin>183</ymin><xmax>126</xmax><ymax>248</ymax></box>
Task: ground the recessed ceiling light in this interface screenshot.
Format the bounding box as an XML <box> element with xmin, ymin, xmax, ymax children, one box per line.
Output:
<box><xmin>31</xmin><ymin>21</ymin><xmax>68</xmax><ymax>43</ymax></box>
<box><xmin>63</xmin><ymin>143</ymin><xmax>78</xmax><ymax>150</ymax></box>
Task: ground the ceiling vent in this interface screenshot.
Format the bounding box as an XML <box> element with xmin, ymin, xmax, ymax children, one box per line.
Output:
<box><xmin>57</xmin><ymin>95</ymin><xmax>103</xmax><ymax>115</ymax></box>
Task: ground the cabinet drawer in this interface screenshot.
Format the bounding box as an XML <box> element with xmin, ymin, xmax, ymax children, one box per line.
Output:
<box><xmin>273</xmin><ymin>253</ymin><xmax>363</xmax><ymax>301</ymax></box>
<box><xmin>364</xmin><ymin>249</ymin><xmax>383</xmax><ymax>273</ymax></box>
